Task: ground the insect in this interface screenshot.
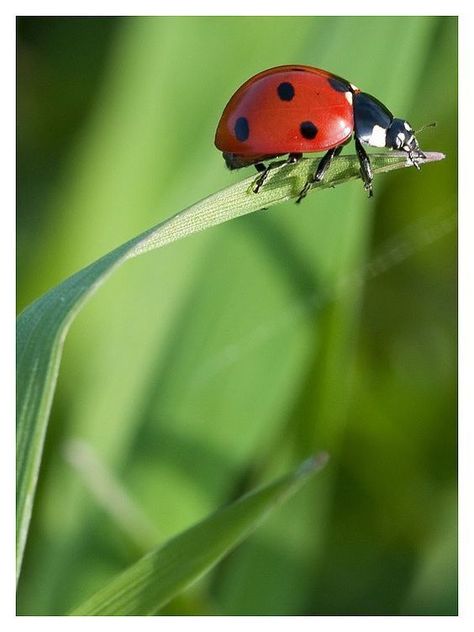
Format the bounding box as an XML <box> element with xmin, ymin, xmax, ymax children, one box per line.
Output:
<box><xmin>214</xmin><ymin>65</ymin><xmax>426</xmax><ymax>202</ymax></box>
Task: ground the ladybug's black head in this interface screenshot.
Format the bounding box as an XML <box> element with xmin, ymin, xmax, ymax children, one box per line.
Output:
<box><xmin>353</xmin><ymin>93</ymin><xmax>426</xmax><ymax>168</ymax></box>
<box><xmin>385</xmin><ymin>118</ymin><xmax>425</xmax><ymax>166</ymax></box>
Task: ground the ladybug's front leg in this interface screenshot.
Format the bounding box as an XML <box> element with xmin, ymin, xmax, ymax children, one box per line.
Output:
<box><xmin>355</xmin><ymin>137</ymin><xmax>373</xmax><ymax>197</ymax></box>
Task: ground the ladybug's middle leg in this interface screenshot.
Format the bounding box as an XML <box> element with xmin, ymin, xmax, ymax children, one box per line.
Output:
<box><xmin>253</xmin><ymin>153</ymin><xmax>302</xmax><ymax>193</ymax></box>
<box><xmin>296</xmin><ymin>145</ymin><xmax>343</xmax><ymax>204</ymax></box>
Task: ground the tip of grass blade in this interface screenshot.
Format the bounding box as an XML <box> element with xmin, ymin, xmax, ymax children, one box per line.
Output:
<box><xmin>391</xmin><ymin>150</ymin><xmax>446</xmax><ymax>169</ymax></box>
<box><xmin>365</xmin><ymin>150</ymin><xmax>445</xmax><ymax>172</ymax></box>
<box><xmin>418</xmin><ymin>151</ymin><xmax>446</xmax><ymax>163</ymax></box>
<box><xmin>70</xmin><ymin>453</ymin><xmax>330</xmax><ymax>616</ymax></box>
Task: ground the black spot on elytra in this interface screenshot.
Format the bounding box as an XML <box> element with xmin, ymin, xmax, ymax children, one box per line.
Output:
<box><xmin>300</xmin><ymin>121</ymin><xmax>318</xmax><ymax>139</ymax></box>
<box><xmin>234</xmin><ymin>116</ymin><xmax>249</xmax><ymax>142</ymax></box>
<box><xmin>277</xmin><ymin>81</ymin><xmax>295</xmax><ymax>101</ymax></box>
<box><xmin>328</xmin><ymin>76</ymin><xmax>352</xmax><ymax>93</ymax></box>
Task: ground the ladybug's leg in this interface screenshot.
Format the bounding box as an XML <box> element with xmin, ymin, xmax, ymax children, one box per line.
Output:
<box><xmin>314</xmin><ymin>145</ymin><xmax>343</xmax><ymax>182</ymax></box>
<box><xmin>296</xmin><ymin>146</ymin><xmax>342</xmax><ymax>204</ymax></box>
<box><xmin>253</xmin><ymin>153</ymin><xmax>302</xmax><ymax>193</ymax></box>
<box><xmin>408</xmin><ymin>149</ymin><xmax>426</xmax><ymax>171</ymax></box>
<box><xmin>286</xmin><ymin>152</ymin><xmax>303</xmax><ymax>165</ymax></box>
<box><xmin>253</xmin><ymin>163</ymin><xmax>270</xmax><ymax>193</ymax></box>
<box><xmin>355</xmin><ymin>137</ymin><xmax>373</xmax><ymax>198</ymax></box>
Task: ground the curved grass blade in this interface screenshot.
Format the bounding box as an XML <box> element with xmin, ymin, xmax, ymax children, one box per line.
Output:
<box><xmin>16</xmin><ymin>151</ymin><xmax>444</xmax><ymax>581</ymax></box>
<box><xmin>70</xmin><ymin>453</ymin><xmax>329</xmax><ymax>615</ymax></box>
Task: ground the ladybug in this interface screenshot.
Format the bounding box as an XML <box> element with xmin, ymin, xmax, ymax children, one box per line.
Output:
<box><xmin>214</xmin><ymin>65</ymin><xmax>426</xmax><ymax>202</ymax></box>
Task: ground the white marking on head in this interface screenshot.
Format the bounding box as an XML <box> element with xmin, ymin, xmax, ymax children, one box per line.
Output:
<box><xmin>403</xmin><ymin>121</ymin><xmax>412</xmax><ymax>131</ymax></box>
<box><xmin>368</xmin><ymin>124</ymin><xmax>387</xmax><ymax>147</ymax></box>
<box><xmin>345</xmin><ymin>91</ymin><xmax>353</xmax><ymax>105</ymax></box>
<box><xmin>396</xmin><ymin>131</ymin><xmax>406</xmax><ymax>148</ymax></box>
<box><xmin>350</xmin><ymin>83</ymin><xmax>359</xmax><ymax>91</ymax></box>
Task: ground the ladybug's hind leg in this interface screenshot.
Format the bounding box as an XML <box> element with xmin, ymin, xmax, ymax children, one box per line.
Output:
<box><xmin>286</xmin><ymin>152</ymin><xmax>303</xmax><ymax>165</ymax></box>
<box><xmin>253</xmin><ymin>153</ymin><xmax>302</xmax><ymax>193</ymax></box>
<box><xmin>296</xmin><ymin>146</ymin><xmax>343</xmax><ymax>204</ymax></box>
<box><xmin>253</xmin><ymin>162</ymin><xmax>269</xmax><ymax>193</ymax></box>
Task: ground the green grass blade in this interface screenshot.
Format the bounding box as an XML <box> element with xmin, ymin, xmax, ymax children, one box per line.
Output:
<box><xmin>16</xmin><ymin>151</ymin><xmax>444</xmax><ymax>581</ymax></box>
<box><xmin>70</xmin><ymin>453</ymin><xmax>328</xmax><ymax>615</ymax></box>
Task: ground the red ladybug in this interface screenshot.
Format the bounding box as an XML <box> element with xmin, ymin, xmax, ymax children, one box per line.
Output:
<box><xmin>214</xmin><ymin>65</ymin><xmax>425</xmax><ymax>202</ymax></box>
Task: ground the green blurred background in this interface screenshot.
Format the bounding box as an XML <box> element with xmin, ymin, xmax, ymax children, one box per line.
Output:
<box><xmin>17</xmin><ymin>16</ymin><xmax>457</xmax><ymax>615</ymax></box>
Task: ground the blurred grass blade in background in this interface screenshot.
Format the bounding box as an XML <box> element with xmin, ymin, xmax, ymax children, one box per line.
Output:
<box><xmin>70</xmin><ymin>453</ymin><xmax>329</xmax><ymax>615</ymax></box>
<box><xmin>16</xmin><ymin>151</ymin><xmax>443</xmax><ymax>582</ymax></box>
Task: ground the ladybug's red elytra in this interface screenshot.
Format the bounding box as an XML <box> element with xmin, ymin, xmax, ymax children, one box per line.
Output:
<box><xmin>214</xmin><ymin>65</ymin><xmax>426</xmax><ymax>202</ymax></box>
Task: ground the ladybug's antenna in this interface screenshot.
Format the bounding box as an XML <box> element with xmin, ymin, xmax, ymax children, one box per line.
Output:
<box><xmin>415</xmin><ymin>121</ymin><xmax>437</xmax><ymax>135</ymax></box>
